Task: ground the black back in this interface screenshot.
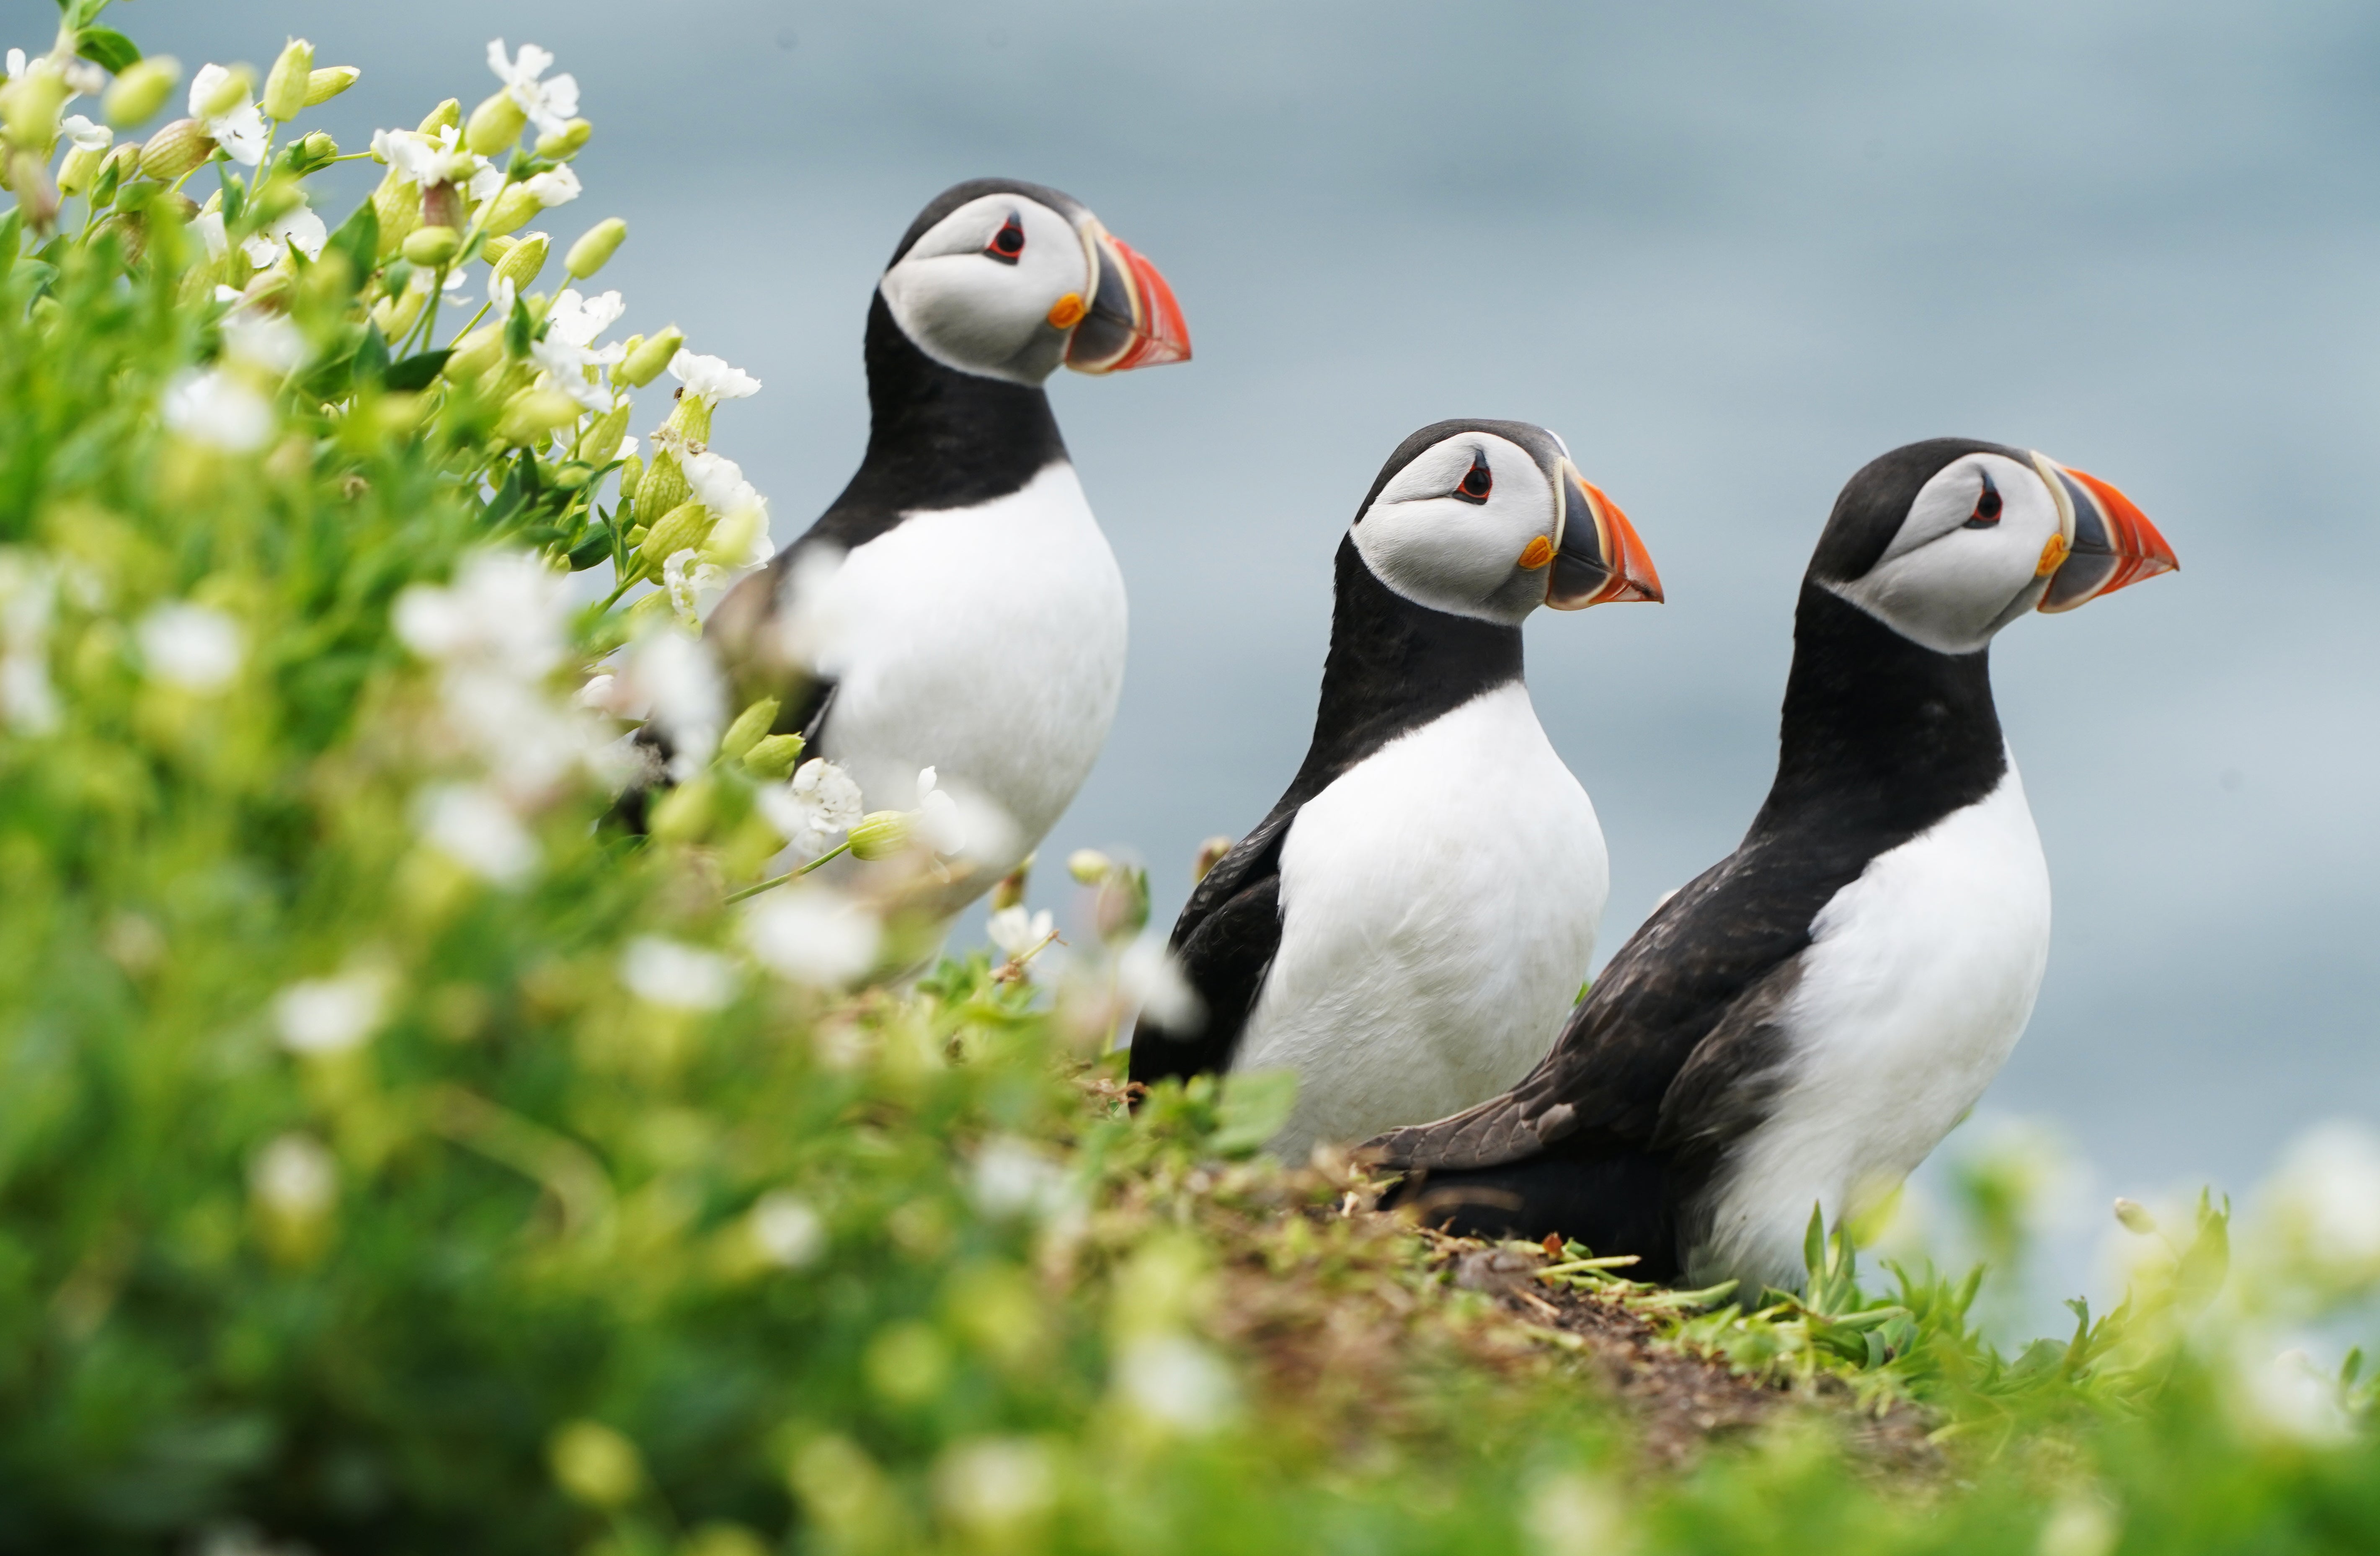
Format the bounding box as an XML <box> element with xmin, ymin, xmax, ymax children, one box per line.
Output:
<box><xmin>1369</xmin><ymin>439</ymin><xmax>2019</xmax><ymax>1262</ymax></box>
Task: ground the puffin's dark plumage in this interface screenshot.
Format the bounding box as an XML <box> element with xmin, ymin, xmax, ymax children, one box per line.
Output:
<box><xmin>1371</xmin><ymin>437</ymin><xmax>2178</xmax><ymax>1290</ymax></box>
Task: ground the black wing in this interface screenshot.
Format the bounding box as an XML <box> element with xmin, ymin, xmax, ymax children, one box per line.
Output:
<box><xmin>1368</xmin><ymin>823</ymin><xmax>1877</xmax><ymax>1176</ymax></box>
<box><xmin>1127</xmin><ymin>804</ymin><xmax>1298</xmax><ymax>1087</ymax></box>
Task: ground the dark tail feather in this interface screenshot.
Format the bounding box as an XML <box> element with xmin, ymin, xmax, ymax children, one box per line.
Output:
<box><xmin>1378</xmin><ymin>1152</ymin><xmax>1679</xmax><ymax>1282</ymax></box>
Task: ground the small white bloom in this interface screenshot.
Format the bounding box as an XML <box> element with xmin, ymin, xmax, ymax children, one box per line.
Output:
<box><xmin>749</xmin><ymin>1191</ymin><xmax>826</xmax><ymax>1268</ymax></box>
<box><xmin>3</xmin><ymin>49</ymin><xmax>22</xmax><ymax>80</ymax></box>
<box><xmin>239</xmin><ymin>201</ymin><xmax>328</xmax><ymax>269</ymax></box>
<box><xmin>394</xmin><ymin>551</ymin><xmax>568</xmax><ymax>680</ymax></box>
<box><xmin>1119</xmin><ymin>935</ymin><xmax>1203</xmax><ymax>1031</ymax></box>
<box><xmin>529</xmin><ymin>287</ymin><xmax>626</xmax><ymax>409</ymax></box>
<box><xmin>250</xmin><ymin>1134</ymin><xmax>337</xmax><ymax>1219</ymax></box>
<box><xmin>523</xmin><ymin>164</ymin><xmax>581</xmax><ymax>208</ymax></box>
<box><xmin>972</xmin><ymin>1136</ymin><xmax>1072</xmax><ymax>1220</ymax></box>
<box><xmin>575</xmin><ymin>672</ymin><xmax>618</xmax><ymax>712</ymax></box>
<box><xmin>188</xmin><ymin>64</ymin><xmax>268</xmax><ymax>167</ymax></box>
<box><xmin>418</xmin><ymin>782</ymin><xmax>538</xmax><ymax>885</ymax></box>
<box><xmin>223</xmin><ymin>312</ymin><xmax>308</xmax><ymax>373</ymax></box>
<box><xmin>986</xmin><ymin>906</ymin><xmax>1054</xmax><ymax>960</ymax></box>
<box><xmin>137</xmin><ymin>602</ymin><xmax>242</xmax><ymax>692</ymax></box>
<box><xmin>369</xmin><ymin>123</ymin><xmax>486</xmax><ymax>191</ymax></box>
<box><xmin>756</xmin><ymin>757</ymin><xmax>863</xmax><ymax>856</ymax></box>
<box><xmin>161</xmin><ymin>368</ymin><xmax>272</xmax><ymax>451</ymax></box>
<box><xmin>61</xmin><ymin>59</ymin><xmax>103</xmax><ymax>98</ymax></box>
<box><xmin>743</xmin><ymin>885</ymin><xmax>882</xmax><ymax>987</ymax></box>
<box><xmin>0</xmin><ymin>554</ymin><xmax>59</xmax><ymax>736</ymax></box>
<box><xmin>59</xmin><ymin>113</ymin><xmax>111</xmax><ymax>153</ymax></box>
<box><xmin>192</xmin><ymin>210</ymin><xmax>229</xmax><ymax>261</ymax></box>
<box><xmin>681</xmin><ymin>448</ymin><xmax>767</xmax><ymax>522</ymax></box>
<box><xmin>621</xmin><ymin>935</ymin><xmax>736</xmax><ymax>1011</ymax></box>
<box><xmin>2235</xmin><ymin>1343</ymin><xmax>2355</xmax><ymax>1447</ymax></box>
<box><xmin>2263</xmin><ymin>1120</ymin><xmax>2380</xmax><ymax>1282</ymax></box>
<box><xmin>1114</xmin><ymin>1335</ymin><xmax>1236</xmax><ymax>1433</ymax></box>
<box><xmin>543</xmin><ymin>288</ymin><xmax>625</xmax><ymax>352</ymax></box>
<box><xmin>934</xmin><ymin>1438</ymin><xmax>1057</xmax><ymax>1533</ymax></box>
<box><xmin>486</xmin><ymin>39</ymin><xmax>581</xmax><ymax>137</ymax></box>
<box><xmin>274</xmin><ymin>972</ymin><xmax>389</xmax><ymax>1056</ymax></box>
<box><xmin>910</xmin><ymin>767</ymin><xmax>1016</xmax><ymax>863</ymax></box>
<box><xmin>667</xmin><ymin>349</ymin><xmax>761</xmax><ymax>406</ymax></box>
<box><xmin>625</xmin><ymin>628</ymin><xmax>724</xmax><ymax>779</ymax></box>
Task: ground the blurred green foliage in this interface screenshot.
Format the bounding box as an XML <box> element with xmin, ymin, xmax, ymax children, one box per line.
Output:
<box><xmin>1</xmin><ymin>5</ymin><xmax>2377</xmax><ymax>1553</ymax></box>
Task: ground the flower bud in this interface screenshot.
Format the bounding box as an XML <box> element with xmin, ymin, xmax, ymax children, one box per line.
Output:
<box><xmin>2</xmin><ymin>65</ymin><xmax>69</xmax><ymax>153</ymax></box>
<box><xmin>57</xmin><ymin>143</ymin><xmax>108</xmax><ymax>196</ymax></box>
<box><xmin>138</xmin><ymin>119</ymin><xmax>217</xmax><ymax>182</ymax></box>
<box><xmin>633</xmin><ymin>449</ymin><xmax>689</xmax><ymax>525</ymax></box>
<box><xmin>1066</xmin><ymin>849</ymin><xmax>1113</xmax><ymax>885</ymax></box>
<box><xmin>615</xmin><ymin>327</ymin><xmax>683</xmax><ymax>389</ymax></box>
<box><xmin>443</xmin><ymin>326</ymin><xmax>504</xmax><ymax>382</ymax></box>
<box><xmin>401</xmin><ymin>225</ymin><xmax>460</xmax><ymax>266</ymax></box>
<box><xmin>617</xmin><ymin>452</ymin><xmax>644</xmax><ymax>503</ymax></box>
<box><xmin>2114</xmin><ymin>1198</ymin><xmax>2158</xmax><ymax>1236</ymax></box>
<box><xmin>847</xmin><ymin>810</ymin><xmax>915</xmax><ymax>861</ymax></box>
<box><xmin>496</xmin><ymin>387</ymin><xmax>583</xmax><ymax>446</ymax></box>
<box><xmin>741</xmin><ymin>733</ymin><xmax>805</xmax><ymax>780</ymax></box>
<box><xmin>991</xmin><ymin>855</ymin><xmax>1033</xmax><ymax>911</ymax></box>
<box><xmin>104</xmin><ymin>57</ymin><xmax>181</xmax><ymax>127</ymax></box>
<box><xmin>303</xmin><ymin>66</ymin><xmax>360</xmax><ymax>108</ymax></box>
<box><xmin>637</xmin><ymin>500</ymin><xmax>712</xmax><ymax>575</ymax></box>
<box><xmin>1094</xmin><ymin>863</ymin><xmax>1151</xmax><ymax>943</ymax></box>
<box><xmin>535</xmin><ymin>118</ymin><xmax>594</xmax><ymax>159</ymax></box>
<box><xmin>370</xmin><ymin>281</ymin><xmax>429</xmax><ymax>343</ymax></box>
<box><xmin>1191</xmin><ymin>835</ymin><xmax>1235</xmax><ymax>883</ymax></box>
<box><xmin>720</xmin><ymin>698</ymin><xmax>782</xmax><ymax>762</ymax></box>
<box><xmin>419</xmin><ymin>179</ymin><xmax>465</xmax><ymax>234</ymax></box>
<box><xmin>262</xmin><ymin>38</ymin><xmax>314</xmax><ymax>121</ymax></box>
<box><xmin>369</xmin><ymin>170</ymin><xmax>419</xmax><ymax>256</ymax></box>
<box><xmin>287</xmin><ymin>129</ymin><xmax>338</xmax><ymax>171</ymax></box>
<box><xmin>416</xmin><ymin>98</ymin><xmax>460</xmax><ymax>137</ymax></box>
<box><xmin>574</xmin><ymin>401</ymin><xmax>630</xmax><ymax>465</ymax></box>
<box><xmin>565</xmin><ymin>217</ymin><xmax>627</xmax><ymax>279</ymax></box>
<box><xmin>464</xmin><ymin>90</ymin><xmax>527</xmax><ymax>156</ymax></box>
<box><xmin>479</xmin><ymin>182</ymin><xmax>542</xmax><ymax>238</ymax></box>
<box><xmin>196</xmin><ymin>66</ymin><xmax>252</xmax><ymax>121</ymax></box>
<box><xmin>6</xmin><ymin>153</ymin><xmax>57</xmax><ymax>230</ymax></box>
<box><xmin>492</xmin><ymin>231</ymin><xmax>548</xmax><ymax>295</ymax></box>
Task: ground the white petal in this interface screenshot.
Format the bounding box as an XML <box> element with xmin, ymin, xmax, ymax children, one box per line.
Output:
<box><xmin>161</xmin><ymin>369</ymin><xmax>272</xmax><ymax>452</ymax></box>
<box><xmin>137</xmin><ymin>603</ymin><xmax>243</xmax><ymax>692</ymax></box>
<box><xmin>418</xmin><ymin>782</ymin><xmax>538</xmax><ymax>884</ymax></box>
<box><xmin>621</xmin><ymin>936</ymin><xmax>737</xmax><ymax>1011</ymax></box>
<box><xmin>743</xmin><ymin>886</ymin><xmax>882</xmax><ymax>986</ymax></box>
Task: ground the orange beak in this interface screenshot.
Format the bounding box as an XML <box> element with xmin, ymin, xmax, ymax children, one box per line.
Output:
<box><xmin>1064</xmin><ymin>221</ymin><xmax>1191</xmax><ymax>374</ymax></box>
<box><xmin>1546</xmin><ymin>462</ymin><xmax>1663</xmax><ymax>609</ymax></box>
<box><xmin>2031</xmin><ymin>456</ymin><xmax>2179</xmax><ymax>613</ymax></box>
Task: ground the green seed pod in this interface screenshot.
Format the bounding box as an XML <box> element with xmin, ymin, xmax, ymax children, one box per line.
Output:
<box><xmin>416</xmin><ymin>99</ymin><xmax>460</xmax><ymax>137</ymax></box>
<box><xmin>648</xmin><ymin>777</ymin><xmax>718</xmax><ymax>844</ymax></box>
<box><xmin>1066</xmin><ymin>849</ymin><xmax>1114</xmax><ymax>885</ymax></box>
<box><xmin>633</xmin><ymin>448</ymin><xmax>689</xmax><ymax>525</ymax></box>
<box><xmin>3</xmin><ymin>65</ymin><xmax>69</xmax><ymax>153</ymax></box>
<box><xmin>138</xmin><ymin>119</ymin><xmax>217</xmax><ymax>182</ymax></box>
<box><xmin>262</xmin><ymin>38</ymin><xmax>315</xmax><ymax>122</ymax></box>
<box><xmin>847</xmin><ymin>811</ymin><xmax>915</xmax><ymax>862</ymax></box>
<box><xmin>57</xmin><ymin>143</ymin><xmax>108</xmax><ymax>196</ymax></box>
<box><xmin>478</xmin><ymin>183</ymin><xmax>542</xmax><ymax>239</ymax></box>
<box><xmin>615</xmin><ymin>327</ymin><xmax>682</xmax><ymax>389</ymax></box>
<box><xmin>741</xmin><ymin>734</ymin><xmax>806</xmax><ymax>780</ymax></box>
<box><xmin>495</xmin><ymin>387</ymin><xmax>583</xmax><ymax>446</ymax></box>
<box><xmin>565</xmin><ymin>217</ymin><xmax>627</xmax><ymax>279</ymax></box>
<box><xmin>617</xmin><ymin>453</ymin><xmax>644</xmax><ymax>504</ymax></box>
<box><xmin>303</xmin><ymin>66</ymin><xmax>360</xmax><ymax>107</ymax></box>
<box><xmin>636</xmin><ymin>500</ymin><xmax>712</xmax><ymax>576</ymax></box>
<box><xmin>401</xmin><ymin>225</ymin><xmax>459</xmax><ymax>266</ymax></box>
<box><xmin>492</xmin><ymin>231</ymin><xmax>548</xmax><ymax>295</ymax></box>
<box><xmin>464</xmin><ymin>91</ymin><xmax>526</xmax><ymax>156</ymax></box>
<box><xmin>534</xmin><ymin>118</ymin><xmax>593</xmax><ymax>159</ymax></box>
<box><xmin>574</xmin><ymin>402</ymin><xmax>629</xmax><ymax>466</ymax></box>
<box><xmin>370</xmin><ymin>171</ymin><xmax>419</xmax><ymax>256</ymax></box>
<box><xmin>104</xmin><ymin>57</ymin><xmax>182</xmax><ymax>127</ymax></box>
<box><xmin>441</xmin><ymin>326</ymin><xmax>505</xmax><ymax>382</ymax></box>
<box><xmin>720</xmin><ymin>698</ymin><xmax>782</xmax><ymax>762</ymax></box>
<box><xmin>371</xmin><ymin>281</ymin><xmax>429</xmax><ymax>343</ymax></box>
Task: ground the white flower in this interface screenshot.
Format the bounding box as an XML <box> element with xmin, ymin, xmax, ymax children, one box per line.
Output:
<box><xmin>3</xmin><ymin>49</ymin><xmax>21</xmax><ymax>80</ymax></box>
<box><xmin>369</xmin><ymin>123</ymin><xmax>487</xmax><ymax>192</ymax></box>
<box><xmin>681</xmin><ymin>448</ymin><xmax>766</xmax><ymax>522</ymax></box>
<box><xmin>523</xmin><ymin>164</ymin><xmax>581</xmax><ymax>208</ymax></box>
<box><xmin>529</xmin><ymin>287</ymin><xmax>625</xmax><ymax>410</ymax></box>
<box><xmin>189</xmin><ymin>64</ymin><xmax>268</xmax><ymax>167</ymax></box>
<box><xmin>61</xmin><ymin>59</ymin><xmax>103</xmax><ymax>98</ymax></box>
<box><xmin>274</xmin><ymin>972</ymin><xmax>389</xmax><ymax>1056</ymax></box>
<box><xmin>137</xmin><ymin>603</ymin><xmax>242</xmax><ymax>692</ymax></box>
<box><xmin>2233</xmin><ymin>1341</ymin><xmax>2356</xmax><ymax>1446</ymax></box>
<box><xmin>0</xmin><ymin>554</ymin><xmax>58</xmax><ymax>736</ymax></box>
<box><xmin>748</xmin><ymin>1191</ymin><xmax>826</xmax><ymax>1268</ymax></box>
<box><xmin>394</xmin><ymin>551</ymin><xmax>568</xmax><ymax>680</ymax></box>
<box><xmin>544</xmin><ymin>288</ymin><xmax>625</xmax><ymax>353</ymax></box>
<box><xmin>250</xmin><ymin>1134</ymin><xmax>337</xmax><ymax>1219</ymax></box>
<box><xmin>2263</xmin><ymin>1120</ymin><xmax>2380</xmax><ymax>1282</ymax></box>
<box><xmin>418</xmin><ymin>782</ymin><xmax>538</xmax><ymax>885</ymax></box>
<box><xmin>239</xmin><ymin>201</ymin><xmax>328</xmax><ymax>269</ymax></box>
<box><xmin>911</xmin><ymin>767</ymin><xmax>1016</xmax><ymax>863</ymax></box>
<box><xmin>162</xmin><ymin>368</ymin><xmax>271</xmax><ymax>451</ymax></box>
<box><xmin>223</xmin><ymin>313</ymin><xmax>308</xmax><ymax>373</ymax></box>
<box><xmin>971</xmin><ymin>1136</ymin><xmax>1071</xmax><ymax>1219</ymax></box>
<box><xmin>621</xmin><ymin>935</ymin><xmax>737</xmax><ymax>1011</ymax></box>
<box><xmin>59</xmin><ymin>113</ymin><xmax>110</xmax><ymax>153</ymax></box>
<box><xmin>667</xmin><ymin>349</ymin><xmax>761</xmax><ymax>406</ymax></box>
<box><xmin>192</xmin><ymin>210</ymin><xmax>229</xmax><ymax>261</ymax></box>
<box><xmin>624</xmin><ymin>628</ymin><xmax>723</xmax><ymax>779</ymax></box>
<box><xmin>756</xmin><ymin>757</ymin><xmax>863</xmax><ymax>856</ymax></box>
<box><xmin>1120</xmin><ymin>935</ymin><xmax>1203</xmax><ymax>1031</ymax></box>
<box><xmin>1114</xmin><ymin>1335</ymin><xmax>1236</xmax><ymax>1433</ymax></box>
<box><xmin>934</xmin><ymin>1439</ymin><xmax>1058</xmax><ymax>1534</ymax></box>
<box><xmin>743</xmin><ymin>885</ymin><xmax>882</xmax><ymax>987</ymax></box>
<box><xmin>486</xmin><ymin>39</ymin><xmax>580</xmax><ymax>137</ymax></box>
<box><xmin>987</xmin><ymin>906</ymin><xmax>1054</xmax><ymax>960</ymax></box>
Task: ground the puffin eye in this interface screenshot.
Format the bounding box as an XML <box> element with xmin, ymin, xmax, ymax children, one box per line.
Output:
<box><xmin>1453</xmin><ymin>452</ymin><xmax>1492</xmax><ymax>505</ymax></box>
<box><xmin>985</xmin><ymin>215</ymin><xmax>1025</xmax><ymax>264</ymax></box>
<box><xmin>1963</xmin><ymin>469</ymin><xmax>2003</xmax><ymax>528</ymax></box>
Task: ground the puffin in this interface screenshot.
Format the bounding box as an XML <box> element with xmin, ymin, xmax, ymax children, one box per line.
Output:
<box><xmin>1366</xmin><ymin>438</ymin><xmax>2178</xmax><ymax>1292</ymax></box>
<box><xmin>1129</xmin><ymin>419</ymin><xmax>1663</xmax><ymax>1163</ymax></box>
<box><xmin>700</xmin><ymin>178</ymin><xmax>1190</xmax><ymax>911</ymax></box>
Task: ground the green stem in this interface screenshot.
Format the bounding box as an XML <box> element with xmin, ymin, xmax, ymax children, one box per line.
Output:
<box><xmin>723</xmin><ymin>840</ymin><xmax>852</xmax><ymax>905</ymax></box>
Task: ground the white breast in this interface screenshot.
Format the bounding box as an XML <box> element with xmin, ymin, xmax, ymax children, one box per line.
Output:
<box><xmin>811</xmin><ymin>462</ymin><xmax>1127</xmax><ymax>904</ymax></box>
<box><xmin>1688</xmin><ymin>759</ymin><xmax>2052</xmax><ymax>1290</ymax></box>
<box><xmin>1233</xmin><ymin>682</ymin><xmax>1608</xmax><ymax>1163</ymax></box>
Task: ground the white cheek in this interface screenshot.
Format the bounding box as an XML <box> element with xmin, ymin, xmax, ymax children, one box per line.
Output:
<box><xmin>1353</xmin><ymin>497</ymin><xmax>1543</xmax><ymax>621</ymax></box>
<box><xmin>880</xmin><ymin>250</ymin><xmax>1075</xmax><ymax>383</ymax></box>
<box><xmin>1835</xmin><ymin>530</ymin><xmax>2045</xmax><ymax>654</ymax></box>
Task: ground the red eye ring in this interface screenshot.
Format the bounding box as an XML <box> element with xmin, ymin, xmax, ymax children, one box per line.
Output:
<box><xmin>985</xmin><ymin>215</ymin><xmax>1025</xmax><ymax>264</ymax></box>
<box><xmin>1453</xmin><ymin>452</ymin><xmax>1492</xmax><ymax>504</ymax></box>
<box><xmin>1963</xmin><ymin>468</ymin><xmax>2003</xmax><ymax>528</ymax></box>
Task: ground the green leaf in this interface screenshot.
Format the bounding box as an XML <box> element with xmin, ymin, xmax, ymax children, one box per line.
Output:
<box><xmin>325</xmin><ymin>202</ymin><xmax>379</xmax><ymax>287</ymax></box>
<box><xmin>0</xmin><ymin>210</ymin><xmax>21</xmax><ymax>278</ymax></box>
<box><xmin>1211</xmin><ymin>1068</ymin><xmax>1299</xmax><ymax>1158</ymax></box>
<box><xmin>218</xmin><ymin>169</ymin><xmax>245</xmax><ymax>225</ymax></box>
<box><xmin>567</xmin><ymin>525</ymin><xmax>614</xmax><ymax>572</ymax></box>
<box><xmin>504</xmin><ymin>296</ymin><xmax>534</xmax><ymax>359</ymax></box>
<box><xmin>1802</xmin><ymin>1203</ymin><xmax>1826</xmax><ymax>1280</ymax></box>
<box><xmin>353</xmin><ymin>321</ymin><xmax>390</xmax><ymax>389</ymax></box>
<box><xmin>75</xmin><ymin>26</ymin><xmax>139</xmax><ymax>72</ymax></box>
<box><xmin>384</xmin><ymin>350</ymin><xmax>453</xmax><ymax>393</ymax></box>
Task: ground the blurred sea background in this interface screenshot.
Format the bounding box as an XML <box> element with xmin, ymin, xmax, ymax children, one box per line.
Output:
<box><xmin>117</xmin><ymin>0</ymin><xmax>2380</xmax><ymax>1323</ymax></box>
